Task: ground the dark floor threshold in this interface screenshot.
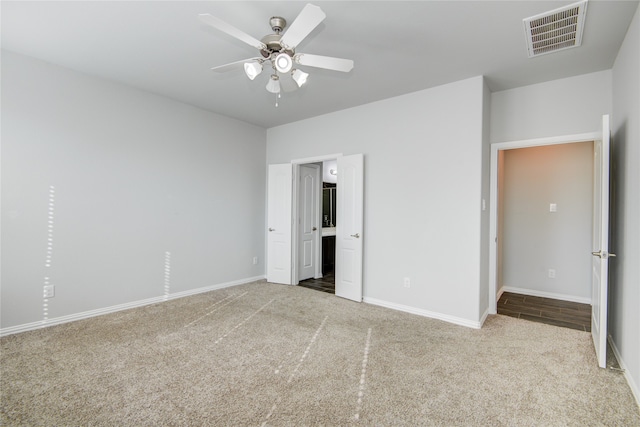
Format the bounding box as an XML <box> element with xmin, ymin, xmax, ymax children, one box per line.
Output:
<box><xmin>498</xmin><ymin>291</ymin><xmax>591</xmax><ymax>332</ymax></box>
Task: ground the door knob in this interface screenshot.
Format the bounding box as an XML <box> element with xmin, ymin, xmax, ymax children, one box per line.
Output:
<box><xmin>350</xmin><ymin>233</ymin><xmax>360</xmax><ymax>238</ymax></box>
<box><xmin>269</xmin><ymin>228</ymin><xmax>275</xmax><ymax>232</ymax></box>
<box><xmin>312</xmin><ymin>227</ymin><xmax>317</xmax><ymax>231</ymax></box>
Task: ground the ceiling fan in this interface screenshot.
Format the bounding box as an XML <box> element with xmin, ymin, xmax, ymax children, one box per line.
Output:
<box><xmin>199</xmin><ymin>3</ymin><xmax>354</xmax><ymax>106</ymax></box>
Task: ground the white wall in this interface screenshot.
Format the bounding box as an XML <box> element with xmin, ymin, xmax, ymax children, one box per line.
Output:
<box><xmin>1</xmin><ymin>51</ymin><xmax>266</xmax><ymax>331</ymax></box>
<box><xmin>611</xmin><ymin>6</ymin><xmax>640</xmax><ymax>404</ymax></box>
<box><xmin>491</xmin><ymin>70</ymin><xmax>612</xmax><ymax>143</ymax></box>
<box><xmin>267</xmin><ymin>76</ymin><xmax>486</xmax><ymax>326</ymax></box>
<box><xmin>501</xmin><ymin>143</ymin><xmax>594</xmax><ymax>302</ymax></box>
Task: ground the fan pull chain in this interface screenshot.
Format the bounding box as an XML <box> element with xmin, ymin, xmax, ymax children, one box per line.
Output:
<box><xmin>275</xmin><ymin>92</ymin><xmax>281</xmax><ymax>107</ymax></box>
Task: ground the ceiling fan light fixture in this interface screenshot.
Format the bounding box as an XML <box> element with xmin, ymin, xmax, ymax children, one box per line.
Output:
<box><xmin>200</xmin><ymin>4</ymin><xmax>354</xmax><ymax>103</ymax></box>
<box><xmin>291</xmin><ymin>69</ymin><xmax>309</xmax><ymax>87</ymax></box>
<box><xmin>243</xmin><ymin>61</ymin><xmax>263</xmax><ymax>80</ymax></box>
<box><xmin>274</xmin><ymin>53</ymin><xmax>293</xmax><ymax>73</ymax></box>
<box><xmin>266</xmin><ymin>74</ymin><xmax>281</xmax><ymax>93</ymax></box>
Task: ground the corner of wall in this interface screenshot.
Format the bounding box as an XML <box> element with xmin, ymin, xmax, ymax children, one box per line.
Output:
<box><xmin>478</xmin><ymin>76</ymin><xmax>492</xmax><ymax>321</ymax></box>
<box><xmin>610</xmin><ymin>2</ymin><xmax>640</xmax><ymax>408</ymax></box>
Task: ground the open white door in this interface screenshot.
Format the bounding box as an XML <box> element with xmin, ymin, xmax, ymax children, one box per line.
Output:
<box><xmin>335</xmin><ymin>154</ymin><xmax>364</xmax><ymax>302</ymax></box>
<box><xmin>267</xmin><ymin>164</ymin><xmax>293</xmax><ymax>285</ymax></box>
<box><xmin>591</xmin><ymin>115</ymin><xmax>612</xmax><ymax>368</ymax></box>
<box><xmin>298</xmin><ymin>164</ymin><xmax>320</xmax><ymax>281</ymax></box>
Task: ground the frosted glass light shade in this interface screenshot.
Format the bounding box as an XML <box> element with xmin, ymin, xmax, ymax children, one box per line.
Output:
<box><xmin>274</xmin><ymin>53</ymin><xmax>293</xmax><ymax>73</ymax></box>
<box><xmin>244</xmin><ymin>62</ymin><xmax>263</xmax><ymax>80</ymax></box>
<box><xmin>266</xmin><ymin>75</ymin><xmax>281</xmax><ymax>93</ymax></box>
<box><xmin>291</xmin><ymin>69</ymin><xmax>309</xmax><ymax>87</ymax></box>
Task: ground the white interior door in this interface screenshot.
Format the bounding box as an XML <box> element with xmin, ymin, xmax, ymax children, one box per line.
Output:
<box><xmin>298</xmin><ymin>164</ymin><xmax>320</xmax><ymax>281</ymax></box>
<box><xmin>267</xmin><ymin>164</ymin><xmax>292</xmax><ymax>285</ymax></box>
<box><xmin>335</xmin><ymin>154</ymin><xmax>364</xmax><ymax>302</ymax></box>
<box><xmin>591</xmin><ymin>114</ymin><xmax>612</xmax><ymax>368</ymax></box>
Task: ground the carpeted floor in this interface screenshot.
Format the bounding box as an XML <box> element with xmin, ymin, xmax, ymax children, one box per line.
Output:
<box><xmin>1</xmin><ymin>280</ymin><xmax>638</xmax><ymax>426</ymax></box>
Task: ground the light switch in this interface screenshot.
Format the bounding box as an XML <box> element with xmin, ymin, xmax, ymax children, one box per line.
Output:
<box><xmin>550</xmin><ymin>203</ymin><xmax>557</xmax><ymax>212</ymax></box>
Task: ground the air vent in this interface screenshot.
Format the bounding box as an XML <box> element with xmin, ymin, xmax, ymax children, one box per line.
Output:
<box><xmin>523</xmin><ymin>0</ymin><xmax>588</xmax><ymax>58</ymax></box>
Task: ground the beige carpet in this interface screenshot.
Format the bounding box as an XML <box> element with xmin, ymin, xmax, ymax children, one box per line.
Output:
<box><xmin>1</xmin><ymin>280</ymin><xmax>638</xmax><ymax>426</ymax></box>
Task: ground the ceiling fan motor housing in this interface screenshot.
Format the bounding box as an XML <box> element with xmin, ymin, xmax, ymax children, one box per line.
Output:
<box><xmin>269</xmin><ymin>16</ymin><xmax>286</xmax><ymax>33</ymax></box>
<box><xmin>259</xmin><ymin>16</ymin><xmax>294</xmax><ymax>58</ymax></box>
<box><xmin>260</xmin><ymin>33</ymin><xmax>294</xmax><ymax>58</ymax></box>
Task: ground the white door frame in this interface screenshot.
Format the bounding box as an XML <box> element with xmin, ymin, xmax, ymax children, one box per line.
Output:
<box><xmin>291</xmin><ymin>153</ymin><xmax>343</xmax><ymax>285</ymax></box>
<box><xmin>488</xmin><ymin>132</ymin><xmax>599</xmax><ymax>313</ymax></box>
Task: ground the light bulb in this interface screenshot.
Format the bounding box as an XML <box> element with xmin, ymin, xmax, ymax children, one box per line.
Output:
<box><xmin>266</xmin><ymin>74</ymin><xmax>281</xmax><ymax>94</ymax></box>
<box><xmin>244</xmin><ymin>61</ymin><xmax>263</xmax><ymax>80</ymax></box>
<box><xmin>274</xmin><ymin>53</ymin><xmax>293</xmax><ymax>73</ymax></box>
<box><xmin>291</xmin><ymin>69</ymin><xmax>309</xmax><ymax>87</ymax></box>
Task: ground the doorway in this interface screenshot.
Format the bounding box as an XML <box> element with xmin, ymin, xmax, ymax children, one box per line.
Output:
<box><xmin>267</xmin><ymin>153</ymin><xmax>364</xmax><ymax>302</ymax></box>
<box><xmin>494</xmin><ymin>142</ymin><xmax>594</xmax><ymax>330</ymax></box>
<box><xmin>297</xmin><ymin>163</ymin><xmax>321</xmax><ymax>283</ymax></box>
<box><xmin>489</xmin><ymin>132</ymin><xmax>600</xmax><ymax>312</ymax></box>
<box><xmin>299</xmin><ymin>160</ymin><xmax>338</xmax><ymax>294</ymax></box>
<box><xmin>499</xmin><ymin>143</ymin><xmax>594</xmax><ymax>301</ymax></box>
<box><xmin>488</xmin><ymin>115</ymin><xmax>611</xmax><ymax>368</ymax></box>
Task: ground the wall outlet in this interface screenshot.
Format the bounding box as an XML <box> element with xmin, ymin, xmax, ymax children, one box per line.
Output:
<box><xmin>403</xmin><ymin>277</ymin><xmax>411</xmax><ymax>288</ymax></box>
<box><xmin>252</xmin><ymin>256</ymin><xmax>258</xmax><ymax>265</ymax></box>
<box><xmin>43</xmin><ymin>285</ymin><xmax>55</xmax><ymax>298</ymax></box>
<box><xmin>548</xmin><ymin>269</ymin><xmax>556</xmax><ymax>279</ymax></box>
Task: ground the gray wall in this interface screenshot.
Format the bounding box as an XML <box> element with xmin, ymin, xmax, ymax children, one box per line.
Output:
<box><xmin>611</xmin><ymin>5</ymin><xmax>640</xmax><ymax>405</ymax></box>
<box><xmin>267</xmin><ymin>76</ymin><xmax>486</xmax><ymax>327</ymax></box>
<box><xmin>491</xmin><ymin>70</ymin><xmax>612</xmax><ymax>143</ymax></box>
<box><xmin>501</xmin><ymin>142</ymin><xmax>594</xmax><ymax>302</ymax></box>
<box><xmin>1</xmin><ymin>51</ymin><xmax>267</xmax><ymax>329</ymax></box>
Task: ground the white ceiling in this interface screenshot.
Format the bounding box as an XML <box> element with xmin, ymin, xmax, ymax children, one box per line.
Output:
<box><xmin>2</xmin><ymin>1</ymin><xmax>638</xmax><ymax>128</ymax></box>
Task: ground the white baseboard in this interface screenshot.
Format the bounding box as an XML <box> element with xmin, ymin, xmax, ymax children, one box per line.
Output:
<box><xmin>363</xmin><ymin>297</ymin><xmax>482</xmax><ymax>329</ymax></box>
<box><xmin>479</xmin><ymin>306</ymin><xmax>490</xmax><ymax>327</ymax></box>
<box><xmin>608</xmin><ymin>334</ymin><xmax>640</xmax><ymax>409</ymax></box>
<box><xmin>502</xmin><ymin>286</ymin><xmax>591</xmax><ymax>304</ymax></box>
<box><xmin>0</xmin><ymin>275</ymin><xmax>266</xmax><ymax>337</ymax></box>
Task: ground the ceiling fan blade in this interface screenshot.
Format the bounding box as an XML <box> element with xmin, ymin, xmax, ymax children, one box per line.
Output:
<box><xmin>280</xmin><ymin>3</ymin><xmax>326</xmax><ymax>49</ymax></box>
<box><xmin>210</xmin><ymin>58</ymin><xmax>262</xmax><ymax>73</ymax></box>
<box><xmin>294</xmin><ymin>53</ymin><xmax>354</xmax><ymax>73</ymax></box>
<box><xmin>199</xmin><ymin>13</ymin><xmax>266</xmax><ymax>50</ymax></box>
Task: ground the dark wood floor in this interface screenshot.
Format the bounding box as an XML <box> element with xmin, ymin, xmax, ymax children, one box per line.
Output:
<box><xmin>498</xmin><ymin>291</ymin><xmax>591</xmax><ymax>332</ymax></box>
<box><xmin>298</xmin><ymin>281</ymin><xmax>591</xmax><ymax>332</ymax></box>
<box><xmin>298</xmin><ymin>271</ymin><xmax>335</xmax><ymax>294</ymax></box>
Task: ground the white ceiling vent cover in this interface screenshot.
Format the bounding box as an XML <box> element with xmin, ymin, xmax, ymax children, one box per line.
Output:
<box><xmin>523</xmin><ymin>0</ymin><xmax>588</xmax><ymax>58</ymax></box>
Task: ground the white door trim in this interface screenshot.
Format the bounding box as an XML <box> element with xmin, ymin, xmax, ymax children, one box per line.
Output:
<box><xmin>291</xmin><ymin>153</ymin><xmax>343</xmax><ymax>165</ymax></box>
<box><xmin>488</xmin><ymin>132</ymin><xmax>599</xmax><ymax>314</ymax></box>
